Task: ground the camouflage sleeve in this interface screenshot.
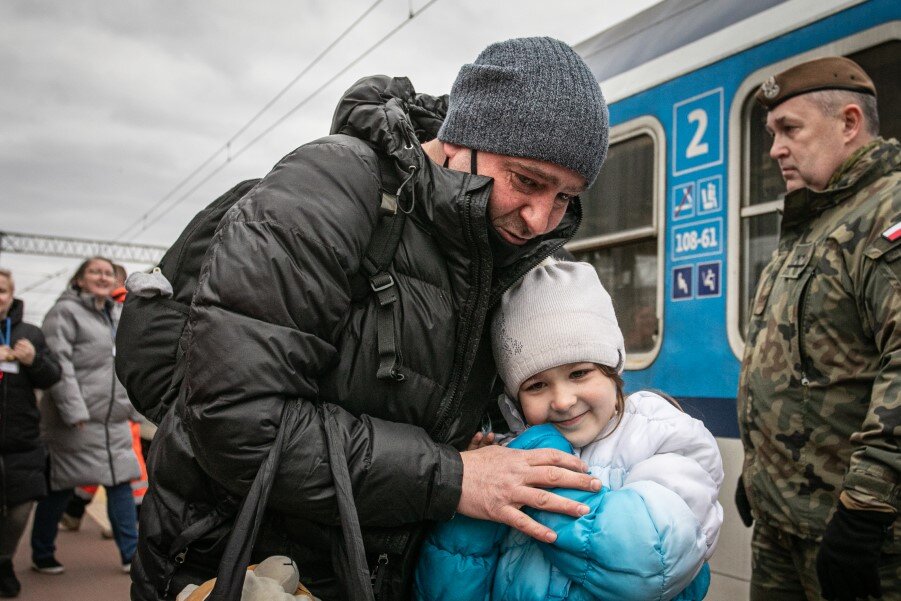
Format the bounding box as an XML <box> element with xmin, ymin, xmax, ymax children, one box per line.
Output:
<box><xmin>845</xmin><ymin>226</ymin><xmax>901</xmax><ymax>513</ymax></box>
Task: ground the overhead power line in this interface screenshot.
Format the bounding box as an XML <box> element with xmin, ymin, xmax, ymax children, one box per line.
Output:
<box><xmin>123</xmin><ymin>0</ymin><xmax>440</xmax><ymax>239</ymax></box>
<box><xmin>114</xmin><ymin>0</ymin><xmax>386</xmax><ymax>242</ymax></box>
<box><xmin>19</xmin><ymin>266</ymin><xmax>71</xmax><ymax>295</ymax></box>
<box><xmin>0</xmin><ymin>231</ymin><xmax>166</xmax><ymax>264</ymax></box>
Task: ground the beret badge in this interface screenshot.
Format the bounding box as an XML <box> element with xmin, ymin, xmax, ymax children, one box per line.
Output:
<box><xmin>761</xmin><ymin>76</ymin><xmax>780</xmax><ymax>99</ymax></box>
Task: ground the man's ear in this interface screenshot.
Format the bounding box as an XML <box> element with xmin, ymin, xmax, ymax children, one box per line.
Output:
<box><xmin>441</xmin><ymin>142</ymin><xmax>472</xmax><ymax>171</ymax></box>
<box><xmin>840</xmin><ymin>103</ymin><xmax>865</xmax><ymax>143</ymax></box>
<box><xmin>442</xmin><ymin>141</ymin><xmax>466</xmax><ymax>160</ymax></box>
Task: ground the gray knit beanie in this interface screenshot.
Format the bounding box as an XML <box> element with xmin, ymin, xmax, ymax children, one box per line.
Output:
<box><xmin>437</xmin><ymin>36</ymin><xmax>609</xmax><ymax>185</ymax></box>
<box><xmin>491</xmin><ymin>260</ymin><xmax>625</xmax><ymax>397</ymax></box>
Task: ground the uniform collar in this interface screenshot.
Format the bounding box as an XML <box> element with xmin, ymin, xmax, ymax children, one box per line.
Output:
<box><xmin>782</xmin><ymin>138</ymin><xmax>900</xmax><ymax>229</ymax></box>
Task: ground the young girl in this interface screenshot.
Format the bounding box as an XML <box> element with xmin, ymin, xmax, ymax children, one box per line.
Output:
<box><xmin>414</xmin><ymin>260</ymin><xmax>724</xmax><ymax>601</ymax></box>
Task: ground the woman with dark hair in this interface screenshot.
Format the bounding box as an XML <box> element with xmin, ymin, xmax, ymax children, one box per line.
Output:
<box><xmin>0</xmin><ymin>268</ymin><xmax>61</xmax><ymax>597</ymax></box>
<box><xmin>30</xmin><ymin>257</ymin><xmax>140</xmax><ymax>575</ymax></box>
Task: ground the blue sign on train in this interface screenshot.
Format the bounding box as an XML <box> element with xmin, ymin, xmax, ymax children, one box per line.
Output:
<box><xmin>672</xmin><ymin>182</ymin><xmax>695</xmax><ymax>220</ymax></box>
<box><xmin>672</xmin><ymin>266</ymin><xmax>693</xmax><ymax>301</ymax></box>
<box><xmin>672</xmin><ymin>88</ymin><xmax>724</xmax><ymax>175</ymax></box>
<box><xmin>671</xmin><ymin>218</ymin><xmax>723</xmax><ymax>261</ymax></box>
<box><xmin>697</xmin><ymin>261</ymin><xmax>722</xmax><ymax>298</ymax></box>
<box><xmin>696</xmin><ymin>175</ymin><xmax>722</xmax><ymax>214</ymax></box>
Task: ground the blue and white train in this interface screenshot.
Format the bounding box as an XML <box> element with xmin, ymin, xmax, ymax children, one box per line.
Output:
<box><xmin>569</xmin><ymin>0</ymin><xmax>900</xmax><ymax>597</ymax></box>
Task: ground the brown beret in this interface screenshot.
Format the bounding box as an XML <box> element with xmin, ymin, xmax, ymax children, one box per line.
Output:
<box><xmin>755</xmin><ymin>56</ymin><xmax>876</xmax><ymax>109</ymax></box>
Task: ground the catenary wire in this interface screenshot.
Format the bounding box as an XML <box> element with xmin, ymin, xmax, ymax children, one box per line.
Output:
<box><xmin>114</xmin><ymin>0</ymin><xmax>385</xmax><ymax>242</ymax></box>
<box><xmin>129</xmin><ymin>0</ymin><xmax>440</xmax><ymax>238</ymax></box>
<box><xmin>19</xmin><ymin>266</ymin><xmax>72</xmax><ymax>295</ymax></box>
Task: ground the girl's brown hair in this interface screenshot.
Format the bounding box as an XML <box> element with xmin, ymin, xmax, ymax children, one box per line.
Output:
<box><xmin>595</xmin><ymin>366</ymin><xmax>684</xmax><ymax>440</ymax></box>
<box><xmin>69</xmin><ymin>256</ymin><xmax>115</xmax><ymax>291</ymax></box>
<box><xmin>595</xmin><ymin>363</ymin><xmax>627</xmax><ymax>439</ymax></box>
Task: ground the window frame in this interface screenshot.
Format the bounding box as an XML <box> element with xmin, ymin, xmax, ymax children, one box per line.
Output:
<box><xmin>566</xmin><ymin>115</ymin><xmax>666</xmax><ymax>370</ymax></box>
<box><xmin>726</xmin><ymin>21</ymin><xmax>901</xmax><ymax>359</ymax></box>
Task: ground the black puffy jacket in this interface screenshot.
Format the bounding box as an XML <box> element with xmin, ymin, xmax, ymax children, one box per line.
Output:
<box><xmin>0</xmin><ymin>298</ymin><xmax>61</xmax><ymax>508</ymax></box>
<box><xmin>131</xmin><ymin>76</ymin><xmax>581</xmax><ymax>600</ymax></box>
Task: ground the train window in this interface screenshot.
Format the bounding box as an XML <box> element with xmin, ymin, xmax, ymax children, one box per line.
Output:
<box><xmin>567</xmin><ymin>117</ymin><xmax>665</xmax><ymax>368</ymax></box>
<box><xmin>738</xmin><ymin>39</ymin><xmax>901</xmax><ymax>338</ymax></box>
<box><xmin>579</xmin><ymin>135</ymin><xmax>655</xmax><ymax>235</ymax></box>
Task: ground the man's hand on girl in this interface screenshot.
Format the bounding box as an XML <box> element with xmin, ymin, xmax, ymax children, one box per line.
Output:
<box><xmin>457</xmin><ymin>445</ymin><xmax>601</xmax><ymax>543</ymax></box>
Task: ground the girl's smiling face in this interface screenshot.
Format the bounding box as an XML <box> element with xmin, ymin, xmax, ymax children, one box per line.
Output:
<box><xmin>518</xmin><ymin>362</ymin><xmax>620</xmax><ymax>448</ymax></box>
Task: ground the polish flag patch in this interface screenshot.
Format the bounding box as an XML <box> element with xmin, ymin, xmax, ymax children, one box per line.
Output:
<box><xmin>883</xmin><ymin>222</ymin><xmax>901</xmax><ymax>242</ymax></box>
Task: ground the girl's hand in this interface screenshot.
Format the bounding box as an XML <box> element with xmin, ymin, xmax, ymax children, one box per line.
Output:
<box><xmin>466</xmin><ymin>431</ymin><xmax>496</xmax><ymax>451</ymax></box>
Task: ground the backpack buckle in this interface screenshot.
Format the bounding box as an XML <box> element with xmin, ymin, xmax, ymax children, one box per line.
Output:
<box><xmin>369</xmin><ymin>272</ymin><xmax>395</xmax><ymax>293</ymax></box>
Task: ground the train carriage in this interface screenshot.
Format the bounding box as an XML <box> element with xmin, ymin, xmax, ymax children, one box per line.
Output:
<box><xmin>570</xmin><ymin>0</ymin><xmax>900</xmax><ymax>597</ymax></box>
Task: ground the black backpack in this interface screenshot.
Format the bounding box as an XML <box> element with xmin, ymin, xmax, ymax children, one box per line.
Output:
<box><xmin>116</xmin><ymin>160</ymin><xmax>408</xmax><ymax>426</ymax></box>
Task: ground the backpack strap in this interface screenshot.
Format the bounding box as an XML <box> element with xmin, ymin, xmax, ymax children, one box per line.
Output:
<box><xmin>207</xmin><ymin>400</ymin><xmax>300</xmax><ymax>601</ymax></box>
<box><xmin>322</xmin><ymin>404</ymin><xmax>376</xmax><ymax>601</ymax></box>
<box><xmin>362</xmin><ymin>155</ymin><xmax>412</xmax><ymax>382</ymax></box>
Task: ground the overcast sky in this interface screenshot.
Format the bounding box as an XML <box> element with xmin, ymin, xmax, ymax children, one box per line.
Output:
<box><xmin>1</xmin><ymin>0</ymin><xmax>659</xmax><ymax>322</ymax></box>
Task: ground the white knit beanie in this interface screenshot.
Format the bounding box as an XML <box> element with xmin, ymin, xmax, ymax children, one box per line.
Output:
<box><xmin>491</xmin><ymin>260</ymin><xmax>625</xmax><ymax>396</ymax></box>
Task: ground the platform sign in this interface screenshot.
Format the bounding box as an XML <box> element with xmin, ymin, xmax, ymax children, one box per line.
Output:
<box><xmin>696</xmin><ymin>175</ymin><xmax>722</xmax><ymax>214</ymax></box>
<box><xmin>672</xmin><ymin>88</ymin><xmax>724</xmax><ymax>176</ymax></box>
<box><xmin>672</xmin><ymin>218</ymin><xmax>723</xmax><ymax>262</ymax></box>
<box><xmin>672</xmin><ymin>266</ymin><xmax>693</xmax><ymax>301</ymax></box>
<box><xmin>697</xmin><ymin>261</ymin><xmax>722</xmax><ymax>298</ymax></box>
<box><xmin>672</xmin><ymin>182</ymin><xmax>695</xmax><ymax>220</ymax></box>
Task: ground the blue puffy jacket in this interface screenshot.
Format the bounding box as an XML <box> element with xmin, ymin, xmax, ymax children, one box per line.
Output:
<box><xmin>414</xmin><ymin>415</ymin><xmax>717</xmax><ymax>601</ymax></box>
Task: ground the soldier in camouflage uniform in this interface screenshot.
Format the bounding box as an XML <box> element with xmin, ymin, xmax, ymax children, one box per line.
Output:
<box><xmin>737</xmin><ymin>57</ymin><xmax>900</xmax><ymax>601</ymax></box>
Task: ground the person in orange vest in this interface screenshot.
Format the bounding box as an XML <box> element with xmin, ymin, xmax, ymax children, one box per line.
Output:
<box><xmin>111</xmin><ymin>263</ymin><xmax>128</xmax><ymax>304</ymax></box>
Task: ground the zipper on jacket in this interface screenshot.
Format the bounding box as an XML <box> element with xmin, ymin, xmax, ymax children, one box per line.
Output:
<box><xmin>797</xmin><ymin>268</ymin><xmax>815</xmax><ymax>388</ymax></box>
<box><xmin>369</xmin><ymin>553</ymin><xmax>388</xmax><ymax>599</ymax></box>
<box><xmin>429</xmin><ymin>185</ymin><xmax>493</xmax><ymax>443</ymax></box>
<box><xmin>1</xmin><ymin>375</ymin><xmax>7</xmax><ymax>514</ymax></box>
<box><xmin>102</xmin><ymin>307</ymin><xmax>118</xmax><ymax>485</ymax></box>
<box><xmin>0</xmin><ymin>456</ymin><xmax>6</xmax><ymax>517</ymax></box>
<box><xmin>162</xmin><ymin>548</ymin><xmax>188</xmax><ymax>598</ymax></box>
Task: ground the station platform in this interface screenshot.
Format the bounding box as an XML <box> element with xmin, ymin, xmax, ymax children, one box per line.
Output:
<box><xmin>12</xmin><ymin>489</ymin><xmax>132</xmax><ymax>600</ymax></box>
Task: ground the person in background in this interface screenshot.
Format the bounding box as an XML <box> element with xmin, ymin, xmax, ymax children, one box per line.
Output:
<box><xmin>0</xmin><ymin>268</ymin><xmax>61</xmax><ymax>597</ymax></box>
<box><xmin>737</xmin><ymin>56</ymin><xmax>900</xmax><ymax>601</ymax></box>
<box><xmin>59</xmin><ymin>261</ymin><xmax>149</xmax><ymax>532</ymax></box>
<box><xmin>31</xmin><ymin>257</ymin><xmax>141</xmax><ymax>575</ymax></box>
<box><xmin>111</xmin><ymin>263</ymin><xmax>127</xmax><ymax>304</ymax></box>
<box><xmin>414</xmin><ymin>261</ymin><xmax>723</xmax><ymax>600</ymax></box>
<box><xmin>57</xmin><ymin>487</ymin><xmax>95</xmax><ymax>533</ymax></box>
